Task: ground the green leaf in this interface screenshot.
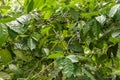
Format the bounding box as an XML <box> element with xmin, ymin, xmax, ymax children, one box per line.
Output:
<box><xmin>27</xmin><ymin>37</ymin><xmax>36</xmax><ymax>50</ymax></box>
<box><xmin>0</xmin><ymin>24</ymin><xmax>8</xmax><ymax>47</ymax></box>
<box><xmin>85</xmin><ymin>64</ymin><xmax>97</xmax><ymax>71</ymax></box>
<box><xmin>19</xmin><ymin>35</ymin><xmax>29</xmax><ymax>38</ymax></box>
<box><xmin>109</xmin><ymin>37</ymin><xmax>120</xmax><ymax>44</ymax></box>
<box><xmin>6</xmin><ymin>14</ymin><xmax>32</xmax><ymax>34</ymax></box>
<box><xmin>111</xmin><ymin>30</ymin><xmax>120</xmax><ymax>38</ymax></box>
<box><xmin>17</xmin><ymin>78</ymin><xmax>28</xmax><ymax>80</ymax></box>
<box><xmin>95</xmin><ymin>15</ymin><xmax>106</xmax><ymax>25</ymax></box>
<box><xmin>80</xmin><ymin>11</ymin><xmax>99</xmax><ymax>19</ymax></box>
<box><xmin>56</xmin><ymin>58</ymin><xmax>74</xmax><ymax>78</ymax></box>
<box><xmin>17</xmin><ymin>14</ymin><xmax>31</xmax><ymax>24</ymax></box>
<box><xmin>48</xmin><ymin>51</ymin><xmax>64</xmax><ymax>59</ymax></box>
<box><xmin>68</xmin><ymin>44</ymin><xmax>84</xmax><ymax>53</ymax></box>
<box><xmin>24</xmin><ymin>0</ymin><xmax>34</xmax><ymax>13</ymax></box>
<box><xmin>83</xmin><ymin>21</ymin><xmax>92</xmax><ymax>37</ymax></box>
<box><xmin>56</xmin><ymin>58</ymin><xmax>65</xmax><ymax>69</ymax></box>
<box><xmin>101</xmin><ymin>67</ymin><xmax>112</xmax><ymax>75</ymax></box>
<box><xmin>13</xmin><ymin>50</ymin><xmax>28</xmax><ymax>61</ymax></box>
<box><xmin>42</xmin><ymin>48</ymin><xmax>49</xmax><ymax>56</ymax></box>
<box><xmin>95</xmin><ymin>40</ymin><xmax>105</xmax><ymax>49</ymax></box>
<box><xmin>50</xmin><ymin>68</ymin><xmax>61</xmax><ymax>78</ymax></box>
<box><xmin>32</xmin><ymin>32</ymin><xmax>41</xmax><ymax>41</ymax></box>
<box><xmin>38</xmin><ymin>36</ymin><xmax>48</xmax><ymax>49</ymax></box>
<box><xmin>24</xmin><ymin>0</ymin><xmax>45</xmax><ymax>13</ymax></box>
<box><xmin>0</xmin><ymin>72</ymin><xmax>11</xmax><ymax>79</ymax></box>
<box><xmin>33</xmin><ymin>0</ymin><xmax>45</xmax><ymax>9</ymax></box>
<box><xmin>0</xmin><ymin>6</ymin><xmax>11</xmax><ymax>10</ymax></box>
<box><xmin>0</xmin><ymin>13</ymin><xmax>22</xmax><ymax>23</ymax></box>
<box><xmin>113</xmin><ymin>57</ymin><xmax>120</xmax><ymax>68</ymax></box>
<box><xmin>109</xmin><ymin>4</ymin><xmax>120</xmax><ymax>17</ymax></box>
<box><xmin>66</xmin><ymin>55</ymin><xmax>78</xmax><ymax>63</ymax></box>
<box><xmin>63</xmin><ymin>58</ymin><xmax>74</xmax><ymax>78</ymax></box>
<box><xmin>98</xmin><ymin>54</ymin><xmax>107</xmax><ymax>64</ymax></box>
<box><xmin>41</xmin><ymin>26</ymin><xmax>51</xmax><ymax>35</ymax></box>
<box><xmin>91</xmin><ymin>20</ymin><xmax>100</xmax><ymax>37</ymax></box>
<box><xmin>0</xmin><ymin>49</ymin><xmax>12</xmax><ymax>64</ymax></box>
<box><xmin>0</xmin><ymin>17</ymin><xmax>16</xmax><ymax>23</ymax></box>
<box><xmin>70</xmin><ymin>8</ymin><xmax>79</xmax><ymax>20</ymax></box>
<box><xmin>78</xmin><ymin>56</ymin><xmax>89</xmax><ymax>62</ymax></box>
<box><xmin>9</xmin><ymin>64</ymin><xmax>22</xmax><ymax>75</ymax></box>
<box><xmin>6</xmin><ymin>21</ymin><xmax>24</xmax><ymax>34</ymax></box>
<box><xmin>44</xmin><ymin>10</ymin><xmax>53</xmax><ymax>19</ymax></box>
<box><xmin>112</xmin><ymin>70</ymin><xmax>120</xmax><ymax>75</ymax></box>
<box><xmin>8</xmin><ymin>28</ymin><xmax>18</xmax><ymax>40</ymax></box>
<box><xmin>82</xmin><ymin>68</ymin><xmax>96</xmax><ymax>80</ymax></box>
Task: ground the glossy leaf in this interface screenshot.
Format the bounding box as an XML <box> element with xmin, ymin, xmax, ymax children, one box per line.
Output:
<box><xmin>66</xmin><ymin>55</ymin><xmax>78</xmax><ymax>63</ymax></box>
<box><xmin>44</xmin><ymin>10</ymin><xmax>53</xmax><ymax>19</ymax></box>
<box><xmin>27</xmin><ymin>37</ymin><xmax>36</xmax><ymax>50</ymax></box>
<box><xmin>48</xmin><ymin>51</ymin><xmax>64</xmax><ymax>59</ymax></box>
<box><xmin>68</xmin><ymin>44</ymin><xmax>84</xmax><ymax>53</ymax></box>
<box><xmin>13</xmin><ymin>50</ymin><xmax>28</xmax><ymax>61</ymax></box>
<box><xmin>109</xmin><ymin>37</ymin><xmax>120</xmax><ymax>44</ymax></box>
<box><xmin>24</xmin><ymin>0</ymin><xmax>34</xmax><ymax>13</ymax></box>
<box><xmin>0</xmin><ymin>49</ymin><xmax>12</xmax><ymax>64</ymax></box>
<box><xmin>24</xmin><ymin>0</ymin><xmax>45</xmax><ymax>13</ymax></box>
<box><xmin>0</xmin><ymin>6</ymin><xmax>11</xmax><ymax>10</ymax></box>
<box><xmin>33</xmin><ymin>0</ymin><xmax>45</xmax><ymax>9</ymax></box>
<box><xmin>109</xmin><ymin>4</ymin><xmax>120</xmax><ymax>17</ymax></box>
<box><xmin>0</xmin><ymin>17</ymin><xmax>17</xmax><ymax>23</ymax></box>
<box><xmin>62</xmin><ymin>58</ymin><xmax>74</xmax><ymax>78</ymax></box>
<box><xmin>111</xmin><ymin>30</ymin><xmax>120</xmax><ymax>38</ymax></box>
<box><xmin>32</xmin><ymin>32</ymin><xmax>41</xmax><ymax>41</ymax></box>
<box><xmin>0</xmin><ymin>24</ymin><xmax>8</xmax><ymax>47</ymax></box>
<box><xmin>0</xmin><ymin>0</ymin><xmax>119</xmax><ymax>80</ymax></box>
<box><xmin>7</xmin><ymin>21</ymin><xmax>24</xmax><ymax>34</ymax></box>
<box><xmin>96</xmin><ymin>15</ymin><xmax>106</xmax><ymax>25</ymax></box>
<box><xmin>91</xmin><ymin>20</ymin><xmax>100</xmax><ymax>37</ymax></box>
<box><xmin>0</xmin><ymin>72</ymin><xmax>11</xmax><ymax>79</ymax></box>
<box><xmin>9</xmin><ymin>64</ymin><xmax>22</xmax><ymax>75</ymax></box>
<box><xmin>56</xmin><ymin>58</ymin><xmax>74</xmax><ymax>78</ymax></box>
<box><xmin>42</xmin><ymin>48</ymin><xmax>49</xmax><ymax>56</ymax></box>
<box><xmin>17</xmin><ymin>14</ymin><xmax>31</xmax><ymax>24</ymax></box>
<box><xmin>82</xmin><ymin>68</ymin><xmax>96</xmax><ymax>80</ymax></box>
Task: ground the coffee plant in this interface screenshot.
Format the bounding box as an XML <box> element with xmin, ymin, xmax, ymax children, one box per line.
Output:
<box><xmin>0</xmin><ymin>0</ymin><xmax>120</xmax><ymax>80</ymax></box>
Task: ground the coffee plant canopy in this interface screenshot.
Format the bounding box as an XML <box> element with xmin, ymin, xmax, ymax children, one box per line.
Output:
<box><xmin>0</xmin><ymin>0</ymin><xmax>120</xmax><ymax>80</ymax></box>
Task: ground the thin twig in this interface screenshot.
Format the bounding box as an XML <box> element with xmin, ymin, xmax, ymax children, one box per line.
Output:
<box><xmin>30</xmin><ymin>61</ymin><xmax>55</xmax><ymax>79</ymax></box>
<box><xmin>67</xmin><ymin>34</ymin><xmax>76</xmax><ymax>47</ymax></box>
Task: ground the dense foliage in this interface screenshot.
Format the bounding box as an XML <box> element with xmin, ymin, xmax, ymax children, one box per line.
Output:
<box><xmin>0</xmin><ymin>0</ymin><xmax>120</xmax><ymax>80</ymax></box>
